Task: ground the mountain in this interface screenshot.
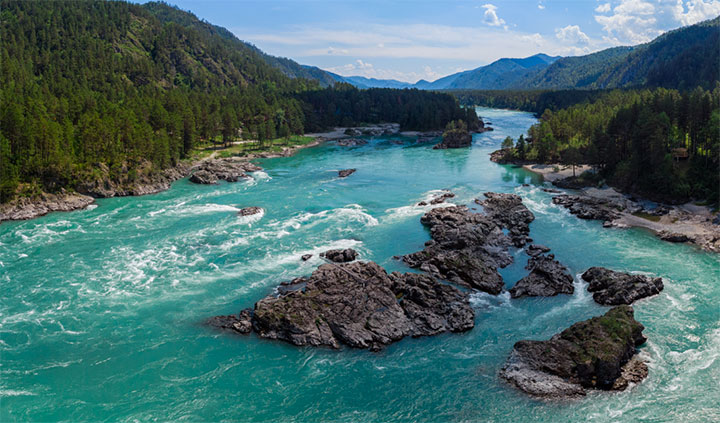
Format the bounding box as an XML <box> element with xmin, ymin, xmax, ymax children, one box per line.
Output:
<box><xmin>339</xmin><ymin>76</ymin><xmax>414</xmax><ymax>89</ymax></box>
<box><xmin>513</xmin><ymin>16</ymin><xmax>720</xmax><ymax>90</ymax></box>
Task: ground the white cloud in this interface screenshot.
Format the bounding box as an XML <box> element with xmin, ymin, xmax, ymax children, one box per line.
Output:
<box><xmin>595</xmin><ymin>0</ymin><xmax>720</xmax><ymax>45</ymax></box>
<box><xmin>555</xmin><ymin>25</ymin><xmax>591</xmax><ymax>45</ymax></box>
<box><xmin>481</xmin><ymin>4</ymin><xmax>506</xmax><ymax>26</ymax></box>
<box><xmin>595</xmin><ymin>3</ymin><xmax>611</xmax><ymax>13</ymax></box>
<box><xmin>327</xmin><ymin>46</ymin><xmax>349</xmax><ymax>55</ymax></box>
<box><xmin>325</xmin><ymin>60</ymin><xmax>442</xmax><ymax>82</ymax></box>
<box><xmin>538</xmin><ymin>2</ymin><xmax>545</xmax><ymax>10</ymax></box>
<box><xmin>672</xmin><ymin>0</ymin><xmax>720</xmax><ymax>25</ymax></box>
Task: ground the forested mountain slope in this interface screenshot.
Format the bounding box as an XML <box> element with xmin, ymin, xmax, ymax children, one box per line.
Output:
<box><xmin>0</xmin><ymin>0</ymin><xmax>470</xmax><ymax>201</ymax></box>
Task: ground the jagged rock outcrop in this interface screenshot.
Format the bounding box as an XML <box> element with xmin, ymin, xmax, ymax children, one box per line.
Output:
<box><xmin>338</xmin><ymin>169</ymin><xmax>356</xmax><ymax>178</ymax></box>
<box><xmin>657</xmin><ymin>231</ymin><xmax>691</xmax><ymax>243</ymax></box>
<box><xmin>500</xmin><ymin>305</ymin><xmax>648</xmax><ymax>398</ymax></box>
<box><xmin>476</xmin><ymin>192</ymin><xmax>535</xmax><ymax>247</ymax></box>
<box><xmin>336</xmin><ymin>138</ymin><xmax>368</xmax><ymax>147</ymax></box>
<box><xmin>433</xmin><ymin>130</ymin><xmax>472</xmax><ymax>149</ymax></box>
<box><xmin>420</xmin><ymin>191</ymin><xmax>455</xmax><ymax>206</ymax></box>
<box><xmin>189</xmin><ymin>158</ymin><xmax>261</xmax><ymax>184</ymax></box>
<box><xmin>0</xmin><ymin>190</ymin><xmax>95</xmax><ymax>223</ymax></box>
<box><xmin>401</xmin><ymin>205</ymin><xmax>513</xmax><ymax>294</ymax></box>
<box><xmin>552</xmin><ymin>194</ymin><xmax>623</xmax><ymax>224</ymax></box>
<box><xmin>238</xmin><ymin>206</ymin><xmax>263</xmax><ymax>216</ymax></box>
<box><xmin>525</xmin><ymin>244</ymin><xmax>551</xmax><ymax>257</ymax></box>
<box><xmin>581</xmin><ymin>267</ymin><xmax>664</xmax><ymax>305</ymax></box>
<box><xmin>320</xmin><ymin>248</ymin><xmax>358</xmax><ymax>263</ymax></box>
<box><xmin>509</xmin><ymin>254</ymin><xmax>574</xmax><ymax>298</ymax></box>
<box><xmin>76</xmin><ymin>160</ymin><xmax>191</xmax><ymax>197</ymax></box>
<box><xmin>217</xmin><ymin>261</ymin><xmax>474</xmax><ymax>351</ymax></box>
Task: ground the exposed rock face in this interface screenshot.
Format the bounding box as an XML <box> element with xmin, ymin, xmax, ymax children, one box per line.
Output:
<box><xmin>500</xmin><ymin>305</ymin><xmax>648</xmax><ymax>398</ymax></box>
<box><xmin>238</xmin><ymin>206</ymin><xmax>263</xmax><ymax>216</ymax></box>
<box><xmin>489</xmin><ymin>149</ymin><xmax>518</xmax><ymax>164</ymax></box>
<box><xmin>189</xmin><ymin>158</ymin><xmax>261</xmax><ymax>184</ymax></box>
<box><xmin>552</xmin><ymin>194</ymin><xmax>623</xmax><ymax>223</ymax></box>
<box><xmin>206</xmin><ymin>309</ymin><xmax>253</xmax><ymax>334</ymax></box>
<box><xmin>338</xmin><ymin>169</ymin><xmax>356</xmax><ymax>178</ymax></box>
<box><xmin>658</xmin><ymin>231</ymin><xmax>691</xmax><ymax>243</ymax></box>
<box><xmin>552</xmin><ymin>176</ymin><xmax>597</xmax><ymax>190</ymax></box>
<box><xmin>336</xmin><ymin>138</ymin><xmax>368</xmax><ymax>147</ymax></box>
<box><xmin>476</xmin><ymin>192</ymin><xmax>535</xmax><ymax>247</ymax></box>
<box><xmin>433</xmin><ymin>131</ymin><xmax>472</xmax><ymax>149</ymax></box>
<box><xmin>509</xmin><ymin>254</ymin><xmax>574</xmax><ymax>298</ymax></box>
<box><xmin>243</xmin><ymin>261</ymin><xmax>474</xmax><ymax>350</ymax></box>
<box><xmin>401</xmin><ymin>205</ymin><xmax>513</xmax><ymax>294</ymax></box>
<box><xmin>581</xmin><ymin>267</ymin><xmax>664</xmax><ymax>305</ymax></box>
<box><xmin>426</xmin><ymin>191</ymin><xmax>455</xmax><ymax>205</ymax></box>
<box><xmin>76</xmin><ymin>160</ymin><xmax>191</xmax><ymax>197</ymax></box>
<box><xmin>0</xmin><ymin>190</ymin><xmax>95</xmax><ymax>222</ymax></box>
<box><xmin>320</xmin><ymin>248</ymin><xmax>358</xmax><ymax>263</ymax></box>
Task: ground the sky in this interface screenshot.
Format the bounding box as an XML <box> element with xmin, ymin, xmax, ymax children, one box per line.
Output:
<box><xmin>143</xmin><ymin>0</ymin><xmax>720</xmax><ymax>83</ymax></box>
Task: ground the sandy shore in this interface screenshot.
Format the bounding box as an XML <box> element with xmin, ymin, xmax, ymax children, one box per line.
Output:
<box><xmin>523</xmin><ymin>163</ymin><xmax>594</xmax><ymax>182</ymax></box>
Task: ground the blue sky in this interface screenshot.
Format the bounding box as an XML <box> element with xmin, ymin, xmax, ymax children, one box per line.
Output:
<box><xmin>144</xmin><ymin>0</ymin><xmax>720</xmax><ymax>82</ymax></box>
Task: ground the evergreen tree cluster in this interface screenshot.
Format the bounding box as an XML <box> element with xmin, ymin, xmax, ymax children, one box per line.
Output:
<box><xmin>0</xmin><ymin>1</ymin><xmax>469</xmax><ymax>201</ymax></box>
<box><xmin>504</xmin><ymin>87</ymin><xmax>720</xmax><ymax>204</ymax></box>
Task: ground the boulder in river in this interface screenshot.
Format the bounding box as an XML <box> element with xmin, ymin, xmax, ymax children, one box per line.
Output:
<box><xmin>401</xmin><ymin>205</ymin><xmax>513</xmax><ymax>294</ymax></box>
<box><xmin>500</xmin><ymin>305</ymin><xmax>648</xmax><ymax>398</ymax></box>
<box><xmin>509</xmin><ymin>253</ymin><xmax>574</xmax><ymax>298</ymax></box>
<box><xmin>206</xmin><ymin>309</ymin><xmax>253</xmax><ymax>334</ymax></box>
<box><xmin>338</xmin><ymin>169</ymin><xmax>356</xmax><ymax>178</ymax></box>
<box><xmin>189</xmin><ymin>158</ymin><xmax>261</xmax><ymax>185</ymax></box>
<box><xmin>657</xmin><ymin>230</ymin><xmax>691</xmax><ymax>243</ymax></box>
<box><xmin>320</xmin><ymin>248</ymin><xmax>358</xmax><ymax>263</ymax></box>
<box><xmin>525</xmin><ymin>244</ymin><xmax>551</xmax><ymax>257</ymax></box>
<box><xmin>581</xmin><ymin>267</ymin><xmax>664</xmax><ymax>305</ymax></box>
<box><xmin>428</xmin><ymin>191</ymin><xmax>455</xmax><ymax>205</ymax></box>
<box><xmin>239</xmin><ymin>261</ymin><xmax>474</xmax><ymax>351</ymax></box>
<box><xmin>301</xmin><ymin>254</ymin><xmax>313</xmax><ymax>261</ymax></box>
<box><xmin>336</xmin><ymin>138</ymin><xmax>368</xmax><ymax>147</ymax></box>
<box><xmin>238</xmin><ymin>206</ymin><xmax>263</xmax><ymax>217</ymax></box>
<box><xmin>552</xmin><ymin>194</ymin><xmax>623</xmax><ymax>223</ymax></box>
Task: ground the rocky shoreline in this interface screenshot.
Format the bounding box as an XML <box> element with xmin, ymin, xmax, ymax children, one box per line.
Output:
<box><xmin>489</xmin><ymin>152</ymin><xmax>719</xmax><ymax>253</ymax></box>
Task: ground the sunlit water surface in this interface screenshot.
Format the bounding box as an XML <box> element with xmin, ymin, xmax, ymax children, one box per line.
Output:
<box><xmin>1</xmin><ymin>108</ymin><xmax>718</xmax><ymax>422</ymax></box>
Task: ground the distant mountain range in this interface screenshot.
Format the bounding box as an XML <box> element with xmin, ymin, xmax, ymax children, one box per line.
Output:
<box><xmin>267</xmin><ymin>16</ymin><xmax>719</xmax><ymax>91</ymax></box>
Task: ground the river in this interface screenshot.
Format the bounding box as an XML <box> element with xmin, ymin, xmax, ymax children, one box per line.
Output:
<box><xmin>1</xmin><ymin>108</ymin><xmax>718</xmax><ymax>422</ymax></box>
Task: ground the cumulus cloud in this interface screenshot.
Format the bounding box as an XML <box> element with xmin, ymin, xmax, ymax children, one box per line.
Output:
<box><xmin>555</xmin><ymin>25</ymin><xmax>591</xmax><ymax>45</ymax></box>
<box><xmin>481</xmin><ymin>4</ymin><xmax>506</xmax><ymax>26</ymax></box>
<box><xmin>595</xmin><ymin>3</ymin><xmax>611</xmax><ymax>13</ymax></box>
<box><xmin>595</xmin><ymin>0</ymin><xmax>720</xmax><ymax>45</ymax></box>
<box><xmin>538</xmin><ymin>2</ymin><xmax>545</xmax><ymax>10</ymax></box>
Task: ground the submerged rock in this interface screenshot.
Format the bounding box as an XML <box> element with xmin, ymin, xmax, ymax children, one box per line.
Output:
<box><xmin>320</xmin><ymin>248</ymin><xmax>358</xmax><ymax>263</ymax></box>
<box><xmin>189</xmin><ymin>158</ymin><xmax>261</xmax><ymax>185</ymax></box>
<box><xmin>581</xmin><ymin>267</ymin><xmax>664</xmax><ymax>305</ymax></box>
<box><xmin>500</xmin><ymin>305</ymin><xmax>648</xmax><ymax>398</ymax></box>
<box><xmin>476</xmin><ymin>192</ymin><xmax>535</xmax><ymax>247</ymax></box>
<box><xmin>243</xmin><ymin>261</ymin><xmax>474</xmax><ymax>350</ymax></box>
<box><xmin>206</xmin><ymin>309</ymin><xmax>253</xmax><ymax>334</ymax></box>
<box><xmin>336</xmin><ymin>138</ymin><xmax>368</xmax><ymax>147</ymax></box>
<box><xmin>401</xmin><ymin>205</ymin><xmax>513</xmax><ymax>294</ymax></box>
<box><xmin>338</xmin><ymin>169</ymin><xmax>356</xmax><ymax>178</ymax></box>
<box><xmin>238</xmin><ymin>206</ymin><xmax>263</xmax><ymax>217</ymax></box>
<box><xmin>509</xmin><ymin>253</ymin><xmax>574</xmax><ymax>298</ymax></box>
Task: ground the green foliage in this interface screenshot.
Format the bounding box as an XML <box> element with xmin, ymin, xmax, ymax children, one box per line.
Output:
<box><xmin>501</xmin><ymin>136</ymin><xmax>514</xmax><ymax>150</ymax></box>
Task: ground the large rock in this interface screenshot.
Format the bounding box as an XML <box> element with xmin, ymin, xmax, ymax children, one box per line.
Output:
<box><xmin>0</xmin><ymin>190</ymin><xmax>95</xmax><ymax>222</ymax></box>
<box><xmin>476</xmin><ymin>192</ymin><xmax>535</xmax><ymax>247</ymax></box>
<box><xmin>500</xmin><ymin>305</ymin><xmax>648</xmax><ymax>398</ymax></box>
<box><xmin>509</xmin><ymin>254</ymin><xmax>574</xmax><ymax>298</ymax></box>
<box><xmin>235</xmin><ymin>261</ymin><xmax>474</xmax><ymax>351</ymax></box>
<box><xmin>552</xmin><ymin>194</ymin><xmax>623</xmax><ymax>223</ymax></box>
<box><xmin>581</xmin><ymin>267</ymin><xmax>664</xmax><ymax>305</ymax></box>
<box><xmin>320</xmin><ymin>248</ymin><xmax>358</xmax><ymax>263</ymax></box>
<box><xmin>433</xmin><ymin>131</ymin><xmax>472</xmax><ymax>149</ymax></box>
<box><xmin>75</xmin><ymin>160</ymin><xmax>191</xmax><ymax>197</ymax></box>
<box><xmin>189</xmin><ymin>158</ymin><xmax>261</xmax><ymax>184</ymax></box>
<box><xmin>206</xmin><ymin>309</ymin><xmax>253</xmax><ymax>334</ymax></box>
<box><xmin>401</xmin><ymin>205</ymin><xmax>513</xmax><ymax>294</ymax></box>
<box><xmin>238</xmin><ymin>206</ymin><xmax>263</xmax><ymax>217</ymax></box>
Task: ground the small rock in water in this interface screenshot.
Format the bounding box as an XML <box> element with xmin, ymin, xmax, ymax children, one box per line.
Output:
<box><xmin>321</xmin><ymin>248</ymin><xmax>358</xmax><ymax>263</ymax></box>
<box><xmin>500</xmin><ymin>305</ymin><xmax>648</xmax><ymax>398</ymax></box>
<box><xmin>658</xmin><ymin>230</ymin><xmax>691</xmax><ymax>243</ymax></box>
<box><xmin>301</xmin><ymin>254</ymin><xmax>313</xmax><ymax>261</ymax></box>
<box><xmin>206</xmin><ymin>309</ymin><xmax>253</xmax><ymax>334</ymax></box>
<box><xmin>525</xmin><ymin>244</ymin><xmax>550</xmax><ymax>257</ymax></box>
<box><xmin>581</xmin><ymin>267</ymin><xmax>664</xmax><ymax>305</ymax></box>
<box><xmin>238</xmin><ymin>206</ymin><xmax>263</xmax><ymax>216</ymax></box>
<box><xmin>338</xmin><ymin>169</ymin><xmax>356</xmax><ymax>178</ymax></box>
<box><xmin>428</xmin><ymin>191</ymin><xmax>455</xmax><ymax>205</ymax></box>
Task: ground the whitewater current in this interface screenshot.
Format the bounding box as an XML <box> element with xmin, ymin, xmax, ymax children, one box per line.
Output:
<box><xmin>1</xmin><ymin>108</ymin><xmax>718</xmax><ymax>422</ymax></box>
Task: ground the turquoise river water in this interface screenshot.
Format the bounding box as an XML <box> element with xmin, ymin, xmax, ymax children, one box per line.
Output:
<box><xmin>1</xmin><ymin>108</ymin><xmax>719</xmax><ymax>422</ymax></box>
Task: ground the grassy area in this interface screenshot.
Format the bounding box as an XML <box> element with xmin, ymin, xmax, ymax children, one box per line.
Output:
<box><xmin>632</xmin><ymin>211</ymin><xmax>662</xmax><ymax>222</ymax></box>
<box><xmin>188</xmin><ymin>135</ymin><xmax>315</xmax><ymax>161</ymax></box>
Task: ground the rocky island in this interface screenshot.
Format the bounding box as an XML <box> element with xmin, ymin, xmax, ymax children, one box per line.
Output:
<box><xmin>500</xmin><ymin>305</ymin><xmax>648</xmax><ymax>398</ymax></box>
